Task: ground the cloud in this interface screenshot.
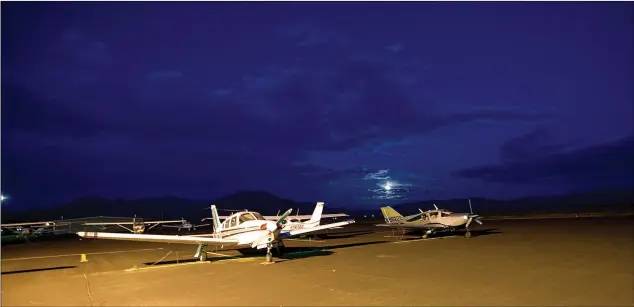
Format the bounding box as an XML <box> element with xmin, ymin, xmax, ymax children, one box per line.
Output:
<box><xmin>498</xmin><ymin>127</ymin><xmax>580</xmax><ymax>162</ymax></box>
<box><xmin>385</xmin><ymin>44</ymin><xmax>404</xmax><ymax>53</ymax></box>
<box><xmin>276</xmin><ymin>21</ymin><xmax>345</xmax><ymax>48</ymax></box>
<box><xmin>2</xmin><ymin>26</ymin><xmax>546</xmax><ymax>204</ymax></box>
<box><xmin>453</xmin><ymin>135</ymin><xmax>634</xmax><ymax>189</ymax></box>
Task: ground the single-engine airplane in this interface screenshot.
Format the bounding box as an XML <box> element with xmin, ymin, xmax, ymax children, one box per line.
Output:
<box><xmin>83</xmin><ymin>216</ymin><xmax>185</xmax><ymax>234</ymax></box>
<box><xmin>77</xmin><ymin>205</ymin><xmax>355</xmax><ymax>263</ymax></box>
<box><xmin>1</xmin><ymin>221</ymin><xmax>68</xmax><ymax>237</ymax></box>
<box><xmin>377</xmin><ymin>199</ymin><xmax>483</xmax><ymax>239</ymax></box>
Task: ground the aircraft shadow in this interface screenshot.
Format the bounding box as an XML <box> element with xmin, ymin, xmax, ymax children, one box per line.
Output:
<box><xmin>395</xmin><ymin>228</ymin><xmax>503</xmax><ymax>240</ymax></box>
<box><xmin>143</xmin><ymin>258</ymin><xmax>202</xmax><ymax>266</ymax></box>
<box><xmin>275</xmin><ymin>250</ymin><xmax>333</xmax><ymax>263</ymax></box>
<box><xmin>1</xmin><ymin>265</ymin><xmax>78</xmax><ymax>275</ymax></box>
<box><xmin>313</xmin><ymin>230</ymin><xmax>375</xmax><ymax>240</ymax></box>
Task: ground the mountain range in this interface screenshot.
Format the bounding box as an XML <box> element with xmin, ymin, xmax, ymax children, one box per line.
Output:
<box><xmin>1</xmin><ymin>189</ymin><xmax>633</xmax><ymax>223</ymax></box>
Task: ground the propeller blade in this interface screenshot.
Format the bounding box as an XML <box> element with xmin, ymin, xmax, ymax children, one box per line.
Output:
<box><xmin>466</xmin><ymin>218</ymin><xmax>473</xmax><ymax>228</ymax></box>
<box><xmin>474</xmin><ymin>218</ymin><xmax>483</xmax><ymax>225</ymax></box>
<box><xmin>277</xmin><ymin>208</ymin><xmax>293</xmax><ymax>225</ymax></box>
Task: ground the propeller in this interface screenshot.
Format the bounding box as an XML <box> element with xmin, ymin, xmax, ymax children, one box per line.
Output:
<box><xmin>465</xmin><ymin>214</ymin><xmax>483</xmax><ymax>228</ymax></box>
<box><xmin>465</xmin><ymin>199</ymin><xmax>483</xmax><ymax>227</ymax></box>
<box><xmin>252</xmin><ymin>208</ymin><xmax>293</xmax><ymax>248</ymax></box>
<box><xmin>273</xmin><ymin>208</ymin><xmax>293</xmax><ymax>231</ymax></box>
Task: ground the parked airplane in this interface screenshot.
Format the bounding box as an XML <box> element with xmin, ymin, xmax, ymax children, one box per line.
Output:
<box><xmin>162</xmin><ymin>219</ymin><xmax>211</xmax><ymax>232</ymax></box>
<box><xmin>77</xmin><ymin>205</ymin><xmax>355</xmax><ymax>263</ymax></box>
<box><xmin>207</xmin><ymin>202</ymin><xmax>350</xmax><ymax>233</ymax></box>
<box><xmin>377</xmin><ymin>200</ymin><xmax>483</xmax><ymax>239</ymax></box>
<box><xmin>1</xmin><ymin>221</ymin><xmax>68</xmax><ymax>237</ymax></box>
<box><xmin>83</xmin><ymin>216</ymin><xmax>185</xmax><ymax>234</ymax></box>
<box><xmin>214</xmin><ymin>202</ymin><xmax>349</xmax><ymax>222</ymax></box>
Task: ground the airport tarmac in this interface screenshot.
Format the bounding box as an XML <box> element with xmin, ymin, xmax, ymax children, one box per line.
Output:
<box><xmin>2</xmin><ymin>217</ymin><xmax>633</xmax><ymax>306</ymax></box>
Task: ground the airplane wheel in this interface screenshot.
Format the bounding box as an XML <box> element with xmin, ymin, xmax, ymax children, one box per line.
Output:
<box><xmin>465</xmin><ymin>231</ymin><xmax>472</xmax><ymax>239</ymax></box>
<box><xmin>199</xmin><ymin>252</ymin><xmax>208</xmax><ymax>262</ymax></box>
<box><xmin>422</xmin><ymin>234</ymin><xmax>428</xmax><ymax>239</ymax></box>
<box><xmin>265</xmin><ymin>253</ymin><xmax>273</xmax><ymax>263</ymax></box>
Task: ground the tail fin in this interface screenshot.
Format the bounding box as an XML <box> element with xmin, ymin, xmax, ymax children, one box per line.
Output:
<box><xmin>210</xmin><ymin>205</ymin><xmax>222</xmax><ymax>233</ymax></box>
<box><xmin>380</xmin><ymin>206</ymin><xmax>405</xmax><ymax>224</ymax></box>
<box><xmin>308</xmin><ymin>202</ymin><xmax>325</xmax><ymax>224</ymax></box>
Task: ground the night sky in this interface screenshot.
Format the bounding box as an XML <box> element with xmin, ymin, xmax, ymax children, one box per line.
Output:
<box><xmin>2</xmin><ymin>2</ymin><xmax>633</xmax><ymax>209</ymax></box>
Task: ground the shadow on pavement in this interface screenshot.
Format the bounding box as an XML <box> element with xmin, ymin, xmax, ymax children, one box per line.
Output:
<box><xmin>1</xmin><ymin>265</ymin><xmax>78</xmax><ymax>275</ymax></box>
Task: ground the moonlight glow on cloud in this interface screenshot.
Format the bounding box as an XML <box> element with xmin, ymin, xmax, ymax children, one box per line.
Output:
<box><xmin>363</xmin><ymin>169</ymin><xmax>413</xmax><ymax>200</ymax></box>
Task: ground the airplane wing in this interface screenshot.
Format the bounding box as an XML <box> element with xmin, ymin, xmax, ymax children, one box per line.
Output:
<box><xmin>145</xmin><ymin>220</ymin><xmax>185</xmax><ymax>224</ymax></box>
<box><xmin>161</xmin><ymin>224</ymin><xmax>181</xmax><ymax>228</ymax></box>
<box><xmin>1</xmin><ymin>221</ymin><xmax>56</xmax><ymax>227</ymax></box>
<box><xmin>76</xmin><ymin>231</ymin><xmax>240</xmax><ymax>245</ymax></box>
<box><xmin>375</xmin><ymin>222</ymin><xmax>447</xmax><ymax>229</ymax></box>
<box><xmin>262</xmin><ymin>213</ymin><xmax>349</xmax><ymax>220</ymax></box>
<box><xmin>281</xmin><ymin>220</ymin><xmax>355</xmax><ymax>237</ymax></box>
<box><xmin>214</xmin><ymin>213</ymin><xmax>351</xmax><ymax>221</ymax></box>
<box><xmin>194</xmin><ymin>223</ymin><xmax>211</xmax><ymax>227</ymax></box>
<box><xmin>84</xmin><ymin>220</ymin><xmax>184</xmax><ymax>226</ymax></box>
<box><xmin>84</xmin><ymin>222</ymin><xmax>136</xmax><ymax>225</ymax></box>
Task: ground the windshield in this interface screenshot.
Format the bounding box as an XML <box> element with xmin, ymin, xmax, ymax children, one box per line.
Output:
<box><xmin>239</xmin><ymin>213</ymin><xmax>256</xmax><ymax>223</ymax></box>
<box><xmin>251</xmin><ymin>212</ymin><xmax>265</xmax><ymax>220</ymax></box>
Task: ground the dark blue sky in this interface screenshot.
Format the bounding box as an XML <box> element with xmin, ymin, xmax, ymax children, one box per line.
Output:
<box><xmin>2</xmin><ymin>2</ymin><xmax>633</xmax><ymax>209</ymax></box>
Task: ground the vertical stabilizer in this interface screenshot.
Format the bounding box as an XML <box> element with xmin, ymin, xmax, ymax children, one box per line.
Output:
<box><xmin>308</xmin><ymin>202</ymin><xmax>325</xmax><ymax>224</ymax></box>
<box><xmin>210</xmin><ymin>205</ymin><xmax>222</xmax><ymax>233</ymax></box>
<box><xmin>380</xmin><ymin>206</ymin><xmax>405</xmax><ymax>224</ymax></box>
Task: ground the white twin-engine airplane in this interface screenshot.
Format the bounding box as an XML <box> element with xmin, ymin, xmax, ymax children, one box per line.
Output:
<box><xmin>162</xmin><ymin>219</ymin><xmax>211</xmax><ymax>231</ymax></box>
<box><xmin>210</xmin><ymin>202</ymin><xmax>344</xmax><ymax>232</ymax></box>
<box><xmin>77</xmin><ymin>205</ymin><xmax>355</xmax><ymax>263</ymax></box>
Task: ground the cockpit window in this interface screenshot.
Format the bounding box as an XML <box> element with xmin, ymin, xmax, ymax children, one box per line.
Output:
<box><xmin>251</xmin><ymin>212</ymin><xmax>265</xmax><ymax>220</ymax></box>
<box><xmin>229</xmin><ymin>216</ymin><xmax>237</xmax><ymax>228</ymax></box>
<box><xmin>441</xmin><ymin>211</ymin><xmax>451</xmax><ymax>217</ymax></box>
<box><xmin>239</xmin><ymin>213</ymin><xmax>256</xmax><ymax>223</ymax></box>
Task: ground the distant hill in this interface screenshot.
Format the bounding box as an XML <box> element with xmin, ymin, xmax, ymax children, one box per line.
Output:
<box><xmin>388</xmin><ymin>188</ymin><xmax>634</xmax><ymax>216</ymax></box>
<box><xmin>0</xmin><ymin>190</ymin><xmax>351</xmax><ymax>223</ymax></box>
<box><xmin>1</xmin><ymin>188</ymin><xmax>632</xmax><ymax>223</ymax></box>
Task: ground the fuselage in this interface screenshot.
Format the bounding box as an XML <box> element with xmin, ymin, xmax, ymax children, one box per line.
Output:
<box><xmin>404</xmin><ymin>210</ymin><xmax>472</xmax><ymax>229</ymax></box>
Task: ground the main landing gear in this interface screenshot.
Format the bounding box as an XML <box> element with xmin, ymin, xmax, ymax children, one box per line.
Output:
<box><xmin>422</xmin><ymin>229</ymin><xmax>434</xmax><ymax>239</ymax></box>
<box><xmin>195</xmin><ymin>244</ymin><xmax>208</xmax><ymax>262</ymax></box>
<box><xmin>464</xmin><ymin>230</ymin><xmax>472</xmax><ymax>239</ymax></box>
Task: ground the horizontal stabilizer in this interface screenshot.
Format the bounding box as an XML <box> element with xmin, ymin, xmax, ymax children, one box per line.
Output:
<box><xmin>282</xmin><ymin>220</ymin><xmax>355</xmax><ymax>237</ymax></box>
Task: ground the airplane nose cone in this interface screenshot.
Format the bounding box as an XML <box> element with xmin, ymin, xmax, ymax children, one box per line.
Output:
<box><xmin>267</xmin><ymin>221</ymin><xmax>279</xmax><ymax>232</ymax></box>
